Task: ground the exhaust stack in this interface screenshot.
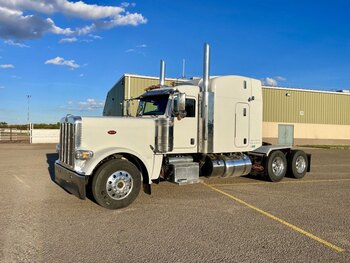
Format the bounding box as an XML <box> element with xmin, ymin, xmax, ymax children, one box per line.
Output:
<box><xmin>199</xmin><ymin>43</ymin><xmax>214</xmax><ymax>154</ymax></box>
<box><xmin>159</xmin><ymin>60</ymin><xmax>165</xmax><ymax>86</ymax></box>
<box><xmin>203</xmin><ymin>43</ymin><xmax>210</xmax><ymax>92</ymax></box>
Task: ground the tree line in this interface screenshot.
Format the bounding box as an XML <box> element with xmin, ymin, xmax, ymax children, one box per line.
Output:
<box><xmin>0</xmin><ymin>122</ymin><xmax>60</xmax><ymax>129</ymax></box>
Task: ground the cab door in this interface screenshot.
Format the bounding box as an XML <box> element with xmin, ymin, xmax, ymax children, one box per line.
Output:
<box><xmin>235</xmin><ymin>103</ymin><xmax>250</xmax><ymax>148</ymax></box>
<box><xmin>172</xmin><ymin>97</ymin><xmax>198</xmax><ymax>153</ymax></box>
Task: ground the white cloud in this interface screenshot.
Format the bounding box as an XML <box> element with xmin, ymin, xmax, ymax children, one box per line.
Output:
<box><xmin>78</xmin><ymin>34</ymin><xmax>102</xmax><ymax>43</ymax></box>
<box><xmin>262</xmin><ymin>76</ymin><xmax>287</xmax><ymax>87</ymax></box>
<box><xmin>126</xmin><ymin>44</ymin><xmax>147</xmax><ymax>53</ymax></box>
<box><xmin>11</xmin><ymin>75</ymin><xmax>22</xmax><ymax>79</ymax></box>
<box><xmin>79</xmin><ymin>73</ymin><xmax>84</xmax><ymax>77</ymax></box>
<box><xmin>0</xmin><ymin>0</ymin><xmax>147</xmax><ymax>40</ymax></box>
<box><xmin>80</xmin><ymin>39</ymin><xmax>93</xmax><ymax>43</ymax></box>
<box><xmin>0</xmin><ymin>0</ymin><xmax>127</xmax><ymax>20</ymax></box>
<box><xmin>79</xmin><ymin>98</ymin><xmax>102</xmax><ymax>106</ymax></box>
<box><xmin>4</xmin><ymin>39</ymin><xmax>29</xmax><ymax>48</ymax></box>
<box><xmin>0</xmin><ymin>6</ymin><xmax>72</xmax><ymax>40</ymax></box>
<box><xmin>275</xmin><ymin>76</ymin><xmax>286</xmax><ymax>81</ymax></box>
<box><xmin>88</xmin><ymin>34</ymin><xmax>102</xmax><ymax>39</ymax></box>
<box><xmin>59</xmin><ymin>37</ymin><xmax>77</xmax><ymax>43</ymax></box>
<box><xmin>121</xmin><ymin>2</ymin><xmax>136</xmax><ymax>8</ymax></box>
<box><xmin>62</xmin><ymin>98</ymin><xmax>104</xmax><ymax>111</ymax></box>
<box><xmin>0</xmin><ymin>64</ymin><xmax>14</xmax><ymax>69</ymax></box>
<box><xmin>0</xmin><ymin>85</ymin><xmax>4</xmax><ymax>89</ymax></box>
<box><xmin>262</xmin><ymin>77</ymin><xmax>278</xmax><ymax>87</ymax></box>
<box><xmin>45</xmin><ymin>56</ymin><xmax>79</xmax><ymax>69</ymax></box>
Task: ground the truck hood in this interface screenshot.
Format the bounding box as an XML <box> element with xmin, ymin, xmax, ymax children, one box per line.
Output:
<box><xmin>80</xmin><ymin>116</ymin><xmax>156</xmax><ymax>155</ymax></box>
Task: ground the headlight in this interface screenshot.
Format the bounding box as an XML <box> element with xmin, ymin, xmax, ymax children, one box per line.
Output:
<box><xmin>75</xmin><ymin>150</ymin><xmax>94</xmax><ymax>160</ymax></box>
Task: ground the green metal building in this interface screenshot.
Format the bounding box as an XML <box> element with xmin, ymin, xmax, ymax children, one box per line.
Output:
<box><xmin>104</xmin><ymin>74</ymin><xmax>350</xmax><ymax>145</ymax></box>
<box><xmin>103</xmin><ymin>74</ymin><xmax>183</xmax><ymax>117</ymax></box>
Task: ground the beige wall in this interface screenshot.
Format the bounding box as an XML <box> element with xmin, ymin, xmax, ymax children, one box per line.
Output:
<box><xmin>31</xmin><ymin>129</ymin><xmax>59</xmax><ymax>144</ymax></box>
<box><xmin>263</xmin><ymin>122</ymin><xmax>350</xmax><ymax>145</ymax></box>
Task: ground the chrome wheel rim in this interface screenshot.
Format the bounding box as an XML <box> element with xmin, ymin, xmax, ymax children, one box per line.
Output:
<box><xmin>272</xmin><ymin>156</ymin><xmax>285</xmax><ymax>176</ymax></box>
<box><xmin>106</xmin><ymin>170</ymin><xmax>133</xmax><ymax>200</ymax></box>
<box><xmin>295</xmin><ymin>156</ymin><xmax>306</xmax><ymax>174</ymax></box>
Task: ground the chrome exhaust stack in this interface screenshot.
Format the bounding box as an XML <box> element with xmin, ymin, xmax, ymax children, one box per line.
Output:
<box><xmin>159</xmin><ymin>60</ymin><xmax>165</xmax><ymax>86</ymax></box>
<box><xmin>202</xmin><ymin>43</ymin><xmax>210</xmax><ymax>92</ymax></box>
<box><xmin>198</xmin><ymin>43</ymin><xmax>214</xmax><ymax>153</ymax></box>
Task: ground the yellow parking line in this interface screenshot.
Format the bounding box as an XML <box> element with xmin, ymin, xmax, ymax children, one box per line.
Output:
<box><xmin>202</xmin><ymin>182</ymin><xmax>345</xmax><ymax>253</ymax></box>
<box><xmin>209</xmin><ymin>178</ymin><xmax>350</xmax><ymax>187</ymax></box>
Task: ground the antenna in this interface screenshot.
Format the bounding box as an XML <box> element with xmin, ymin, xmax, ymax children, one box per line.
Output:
<box><xmin>182</xmin><ymin>59</ymin><xmax>186</xmax><ymax>79</ymax></box>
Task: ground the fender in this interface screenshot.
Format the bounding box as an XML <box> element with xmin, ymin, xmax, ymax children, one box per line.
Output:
<box><xmin>81</xmin><ymin>147</ymin><xmax>162</xmax><ymax>183</ymax></box>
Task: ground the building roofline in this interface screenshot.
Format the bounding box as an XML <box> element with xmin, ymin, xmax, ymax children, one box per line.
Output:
<box><xmin>111</xmin><ymin>73</ymin><xmax>350</xmax><ymax>96</ymax></box>
<box><xmin>124</xmin><ymin>73</ymin><xmax>187</xmax><ymax>82</ymax></box>
<box><xmin>108</xmin><ymin>74</ymin><xmax>188</xmax><ymax>92</ymax></box>
<box><xmin>124</xmin><ymin>75</ymin><xmax>349</xmax><ymax>96</ymax></box>
<box><xmin>262</xmin><ymin>85</ymin><xmax>350</xmax><ymax>96</ymax></box>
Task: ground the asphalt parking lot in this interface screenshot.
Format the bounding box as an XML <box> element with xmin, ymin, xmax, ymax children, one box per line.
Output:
<box><xmin>0</xmin><ymin>144</ymin><xmax>349</xmax><ymax>262</ymax></box>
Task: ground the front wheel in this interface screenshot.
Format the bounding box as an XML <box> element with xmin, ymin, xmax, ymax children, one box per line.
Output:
<box><xmin>266</xmin><ymin>150</ymin><xmax>287</xmax><ymax>182</ymax></box>
<box><xmin>92</xmin><ymin>159</ymin><xmax>141</xmax><ymax>209</ymax></box>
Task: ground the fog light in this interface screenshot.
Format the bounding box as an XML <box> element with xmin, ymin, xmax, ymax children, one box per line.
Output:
<box><xmin>75</xmin><ymin>150</ymin><xmax>94</xmax><ymax>160</ymax></box>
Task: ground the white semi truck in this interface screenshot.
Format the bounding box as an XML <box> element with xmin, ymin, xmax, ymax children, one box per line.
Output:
<box><xmin>55</xmin><ymin>44</ymin><xmax>311</xmax><ymax>209</ymax></box>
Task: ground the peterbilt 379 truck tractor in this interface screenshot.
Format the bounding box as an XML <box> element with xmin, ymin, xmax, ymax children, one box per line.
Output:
<box><xmin>55</xmin><ymin>44</ymin><xmax>311</xmax><ymax>209</ymax></box>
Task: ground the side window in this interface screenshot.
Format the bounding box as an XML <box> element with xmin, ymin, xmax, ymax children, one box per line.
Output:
<box><xmin>185</xmin><ymin>99</ymin><xmax>196</xmax><ymax>117</ymax></box>
<box><xmin>144</xmin><ymin>102</ymin><xmax>158</xmax><ymax>113</ymax></box>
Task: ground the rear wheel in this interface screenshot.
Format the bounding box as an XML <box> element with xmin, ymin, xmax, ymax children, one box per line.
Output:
<box><xmin>266</xmin><ymin>150</ymin><xmax>287</xmax><ymax>182</ymax></box>
<box><xmin>92</xmin><ymin>159</ymin><xmax>141</xmax><ymax>209</ymax></box>
<box><xmin>288</xmin><ymin>150</ymin><xmax>308</xmax><ymax>179</ymax></box>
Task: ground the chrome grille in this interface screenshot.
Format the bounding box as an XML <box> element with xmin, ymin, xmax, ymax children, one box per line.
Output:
<box><xmin>59</xmin><ymin>122</ymin><xmax>75</xmax><ymax>167</ymax></box>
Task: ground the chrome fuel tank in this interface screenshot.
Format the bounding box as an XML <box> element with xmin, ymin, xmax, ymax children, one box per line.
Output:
<box><xmin>202</xmin><ymin>154</ymin><xmax>252</xmax><ymax>177</ymax></box>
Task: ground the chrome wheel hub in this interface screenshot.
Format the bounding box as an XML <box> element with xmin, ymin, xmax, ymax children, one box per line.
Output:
<box><xmin>272</xmin><ymin>156</ymin><xmax>285</xmax><ymax>176</ymax></box>
<box><xmin>106</xmin><ymin>170</ymin><xmax>133</xmax><ymax>200</ymax></box>
<box><xmin>295</xmin><ymin>156</ymin><xmax>306</xmax><ymax>174</ymax></box>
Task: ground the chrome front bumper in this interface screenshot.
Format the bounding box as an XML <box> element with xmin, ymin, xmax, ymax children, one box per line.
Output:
<box><xmin>54</xmin><ymin>161</ymin><xmax>86</xmax><ymax>199</ymax></box>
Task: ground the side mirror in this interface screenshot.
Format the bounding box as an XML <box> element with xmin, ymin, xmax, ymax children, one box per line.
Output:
<box><xmin>177</xmin><ymin>93</ymin><xmax>186</xmax><ymax>112</ymax></box>
<box><xmin>175</xmin><ymin>93</ymin><xmax>186</xmax><ymax>119</ymax></box>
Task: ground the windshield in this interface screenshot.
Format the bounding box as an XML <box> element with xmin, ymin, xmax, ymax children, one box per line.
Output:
<box><xmin>137</xmin><ymin>94</ymin><xmax>169</xmax><ymax>116</ymax></box>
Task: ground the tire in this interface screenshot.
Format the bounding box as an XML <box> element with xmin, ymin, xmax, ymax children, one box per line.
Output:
<box><xmin>287</xmin><ymin>150</ymin><xmax>308</xmax><ymax>179</ymax></box>
<box><xmin>266</xmin><ymin>150</ymin><xmax>287</xmax><ymax>182</ymax></box>
<box><xmin>92</xmin><ymin>159</ymin><xmax>141</xmax><ymax>209</ymax></box>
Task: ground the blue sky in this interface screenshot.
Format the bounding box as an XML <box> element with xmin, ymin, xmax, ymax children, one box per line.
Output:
<box><xmin>0</xmin><ymin>0</ymin><xmax>349</xmax><ymax>124</ymax></box>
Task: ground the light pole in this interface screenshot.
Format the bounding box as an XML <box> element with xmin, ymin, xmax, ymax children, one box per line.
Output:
<box><xmin>26</xmin><ymin>95</ymin><xmax>31</xmax><ymax>134</ymax></box>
